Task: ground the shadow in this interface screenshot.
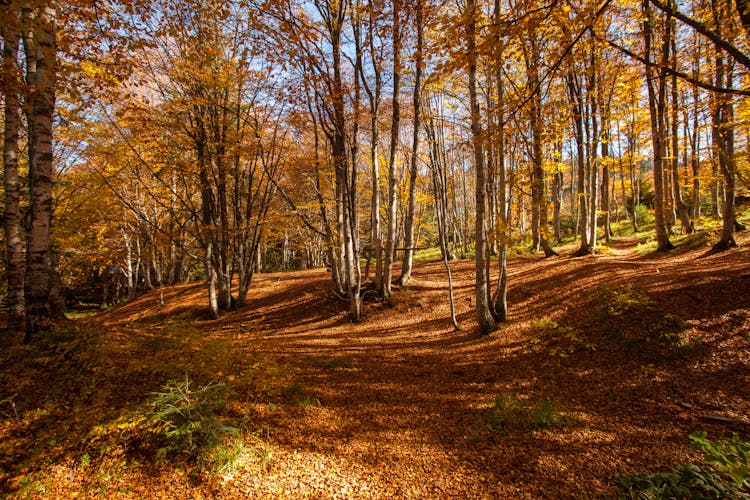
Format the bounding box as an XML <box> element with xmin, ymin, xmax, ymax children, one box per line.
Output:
<box><xmin>2</xmin><ymin>242</ymin><xmax>749</xmax><ymax>497</ymax></box>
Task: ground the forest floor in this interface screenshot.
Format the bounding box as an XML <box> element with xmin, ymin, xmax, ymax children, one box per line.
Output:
<box><xmin>1</xmin><ymin>230</ymin><xmax>750</xmax><ymax>498</ymax></box>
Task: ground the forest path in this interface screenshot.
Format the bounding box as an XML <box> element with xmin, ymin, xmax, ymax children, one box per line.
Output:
<box><xmin>96</xmin><ymin>235</ymin><xmax>750</xmax><ymax>497</ymax></box>
<box><xmin>8</xmin><ymin>236</ymin><xmax>745</xmax><ymax>498</ymax></box>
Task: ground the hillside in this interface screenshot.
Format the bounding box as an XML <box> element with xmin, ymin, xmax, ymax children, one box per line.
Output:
<box><xmin>1</xmin><ymin>235</ymin><xmax>749</xmax><ymax>498</ymax></box>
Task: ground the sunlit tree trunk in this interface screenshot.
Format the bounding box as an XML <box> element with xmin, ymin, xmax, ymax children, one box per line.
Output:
<box><xmin>399</xmin><ymin>0</ymin><xmax>423</xmax><ymax>286</ymax></box>
<box><xmin>362</xmin><ymin>0</ymin><xmax>384</xmax><ymax>294</ymax></box>
<box><xmin>121</xmin><ymin>227</ymin><xmax>136</xmax><ymax>300</ymax></box>
<box><xmin>383</xmin><ymin>0</ymin><xmax>401</xmax><ymax>300</ymax></box>
<box><xmin>690</xmin><ymin>49</ymin><xmax>702</xmax><ymax>221</ymax></box>
<box><xmin>587</xmin><ymin>41</ymin><xmax>600</xmax><ymax>251</ymax></box>
<box><xmin>466</xmin><ymin>0</ymin><xmax>495</xmax><ymax>334</ymax></box>
<box><xmin>567</xmin><ymin>72</ymin><xmax>590</xmax><ymax>255</ymax></box>
<box><xmin>601</xmin><ymin>130</ymin><xmax>612</xmax><ymax>242</ymax></box>
<box><xmin>491</xmin><ymin>2</ymin><xmax>508</xmax><ymax>322</ymax></box>
<box><xmin>327</xmin><ymin>0</ymin><xmax>361</xmax><ymax>320</ymax></box>
<box><xmin>425</xmin><ymin>105</ymin><xmax>458</xmax><ymax>330</ymax></box>
<box><xmin>643</xmin><ymin>0</ymin><xmax>674</xmax><ymax>252</ymax></box>
<box><xmin>670</xmin><ymin>30</ymin><xmax>692</xmax><ymax>233</ymax></box>
<box><xmin>524</xmin><ymin>36</ymin><xmax>556</xmax><ymax>257</ymax></box>
<box><xmin>710</xmin><ymin>0</ymin><xmax>738</xmax><ymax>249</ymax></box>
<box><xmin>2</xmin><ymin>15</ymin><xmax>25</xmax><ymax>334</ymax></box>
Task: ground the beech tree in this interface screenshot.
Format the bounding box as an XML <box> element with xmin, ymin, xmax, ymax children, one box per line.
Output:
<box><xmin>0</xmin><ymin>0</ymin><xmax>61</xmax><ymax>340</ymax></box>
<box><xmin>2</xmin><ymin>3</ymin><xmax>25</xmax><ymax>334</ymax></box>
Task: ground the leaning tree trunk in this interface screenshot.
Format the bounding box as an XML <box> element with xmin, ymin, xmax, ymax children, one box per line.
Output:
<box><xmin>24</xmin><ymin>3</ymin><xmax>59</xmax><ymax>338</ymax></box>
<box><xmin>3</xmin><ymin>17</ymin><xmax>25</xmax><ymax>335</ymax></box>
<box><xmin>492</xmin><ymin>11</ymin><xmax>509</xmax><ymax>322</ymax></box>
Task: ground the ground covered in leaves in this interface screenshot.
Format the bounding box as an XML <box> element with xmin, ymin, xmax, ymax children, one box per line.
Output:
<box><xmin>1</xmin><ymin>233</ymin><xmax>749</xmax><ymax>498</ymax></box>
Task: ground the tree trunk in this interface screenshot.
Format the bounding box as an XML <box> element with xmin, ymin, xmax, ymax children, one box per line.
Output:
<box><xmin>567</xmin><ymin>73</ymin><xmax>590</xmax><ymax>255</ymax></box>
<box><xmin>383</xmin><ymin>0</ymin><xmax>401</xmax><ymax>300</ymax></box>
<box><xmin>711</xmin><ymin>0</ymin><xmax>737</xmax><ymax>250</ymax></box>
<box><xmin>467</xmin><ymin>0</ymin><xmax>496</xmax><ymax>334</ymax></box>
<box><xmin>526</xmin><ymin>37</ymin><xmax>557</xmax><ymax>258</ymax></box>
<box><xmin>492</xmin><ymin>9</ymin><xmax>508</xmax><ymax>322</ymax></box>
<box><xmin>643</xmin><ymin>0</ymin><xmax>674</xmax><ymax>252</ymax></box>
<box><xmin>670</xmin><ymin>35</ymin><xmax>691</xmax><ymax>233</ymax></box>
<box><xmin>399</xmin><ymin>0</ymin><xmax>423</xmax><ymax>286</ymax></box>
<box><xmin>331</xmin><ymin>6</ymin><xmax>361</xmax><ymax>320</ymax></box>
<box><xmin>3</xmin><ymin>17</ymin><xmax>25</xmax><ymax>334</ymax></box>
<box><xmin>425</xmin><ymin>108</ymin><xmax>459</xmax><ymax>330</ymax></box>
<box><xmin>24</xmin><ymin>3</ymin><xmax>58</xmax><ymax>338</ymax></box>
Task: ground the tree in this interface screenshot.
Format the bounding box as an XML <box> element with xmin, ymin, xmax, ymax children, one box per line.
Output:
<box><xmin>490</xmin><ymin>0</ymin><xmax>508</xmax><ymax>321</ymax></box>
<box><xmin>22</xmin><ymin>0</ymin><xmax>62</xmax><ymax>337</ymax></box>
<box><xmin>643</xmin><ymin>0</ymin><xmax>675</xmax><ymax>252</ymax></box>
<box><xmin>399</xmin><ymin>0</ymin><xmax>424</xmax><ymax>286</ymax></box>
<box><xmin>382</xmin><ymin>0</ymin><xmax>402</xmax><ymax>300</ymax></box>
<box><xmin>466</xmin><ymin>0</ymin><xmax>496</xmax><ymax>334</ymax></box>
<box><xmin>2</xmin><ymin>3</ymin><xmax>25</xmax><ymax>334</ymax></box>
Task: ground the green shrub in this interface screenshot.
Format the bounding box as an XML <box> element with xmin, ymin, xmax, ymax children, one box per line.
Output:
<box><xmin>531</xmin><ymin>398</ymin><xmax>574</xmax><ymax>429</ymax></box>
<box><xmin>616</xmin><ymin>433</ymin><xmax>750</xmax><ymax>499</ymax></box>
<box><xmin>530</xmin><ymin>318</ymin><xmax>596</xmax><ymax>357</ymax></box>
<box><xmin>282</xmin><ymin>381</ymin><xmax>320</xmax><ymax>406</ymax></box>
<box><xmin>600</xmin><ymin>288</ymin><xmax>652</xmax><ymax>317</ymax></box>
<box><xmin>481</xmin><ymin>393</ymin><xmax>524</xmax><ymax>433</ymax></box>
<box><xmin>479</xmin><ymin>393</ymin><xmax>575</xmax><ymax>435</ymax></box>
<box><xmin>634</xmin><ymin>204</ymin><xmax>654</xmax><ymax>226</ymax></box>
<box><xmin>594</xmin><ymin>288</ymin><xmax>688</xmax><ymax>351</ymax></box>
<box><xmin>690</xmin><ymin>432</ymin><xmax>749</xmax><ymax>488</ymax></box>
<box><xmin>145</xmin><ymin>377</ymin><xmax>238</xmax><ymax>459</ymax></box>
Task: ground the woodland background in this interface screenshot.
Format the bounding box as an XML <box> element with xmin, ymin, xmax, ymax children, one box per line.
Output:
<box><xmin>1</xmin><ymin>0</ymin><xmax>750</xmax><ymax>497</ymax></box>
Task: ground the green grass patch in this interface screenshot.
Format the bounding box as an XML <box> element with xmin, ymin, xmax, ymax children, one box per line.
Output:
<box><xmin>478</xmin><ymin>392</ymin><xmax>576</xmax><ymax>435</ymax></box>
<box><xmin>309</xmin><ymin>355</ymin><xmax>353</xmax><ymax>369</ymax></box>
<box><xmin>592</xmin><ymin>288</ymin><xmax>688</xmax><ymax>354</ymax></box>
<box><xmin>414</xmin><ymin>246</ymin><xmax>444</xmax><ymax>263</ymax></box>
<box><xmin>530</xmin><ymin>318</ymin><xmax>596</xmax><ymax>357</ymax></box>
<box><xmin>282</xmin><ymin>381</ymin><xmax>320</xmax><ymax>407</ymax></box>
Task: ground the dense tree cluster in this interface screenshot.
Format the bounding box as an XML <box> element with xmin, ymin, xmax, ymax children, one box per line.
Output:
<box><xmin>2</xmin><ymin>0</ymin><xmax>748</xmax><ymax>338</ymax></box>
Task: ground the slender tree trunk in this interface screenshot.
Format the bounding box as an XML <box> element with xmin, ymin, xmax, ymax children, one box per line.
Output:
<box><xmin>587</xmin><ymin>43</ymin><xmax>600</xmax><ymax>251</ymax></box>
<box><xmin>399</xmin><ymin>0</ymin><xmax>423</xmax><ymax>285</ymax></box>
<box><xmin>567</xmin><ymin>73</ymin><xmax>590</xmax><ymax>255</ymax></box>
<box><xmin>710</xmin><ymin>0</ymin><xmax>737</xmax><ymax>249</ymax></box>
<box><xmin>492</xmin><ymin>7</ymin><xmax>508</xmax><ymax>322</ymax></box>
<box><xmin>643</xmin><ymin>0</ymin><xmax>674</xmax><ymax>252</ymax></box>
<box><xmin>601</xmin><ymin>132</ymin><xmax>612</xmax><ymax>242</ymax></box>
<box><xmin>467</xmin><ymin>0</ymin><xmax>495</xmax><ymax>334</ymax></box>
<box><xmin>525</xmin><ymin>38</ymin><xmax>557</xmax><ymax>258</ymax></box>
<box><xmin>691</xmin><ymin>73</ymin><xmax>701</xmax><ymax>220</ymax></box>
<box><xmin>362</xmin><ymin>0</ymin><xmax>383</xmax><ymax>293</ymax></box>
<box><xmin>670</xmin><ymin>35</ymin><xmax>691</xmax><ymax>233</ymax></box>
<box><xmin>121</xmin><ymin>228</ymin><xmax>136</xmax><ymax>300</ymax></box>
<box><xmin>712</xmin><ymin>66</ymin><xmax>737</xmax><ymax>246</ymax></box>
<box><xmin>3</xmin><ymin>18</ymin><xmax>25</xmax><ymax>334</ymax></box>
<box><xmin>383</xmin><ymin>0</ymin><xmax>401</xmax><ymax>299</ymax></box>
<box><xmin>425</xmin><ymin>108</ymin><xmax>458</xmax><ymax>330</ymax></box>
<box><xmin>330</xmin><ymin>6</ymin><xmax>361</xmax><ymax>320</ymax></box>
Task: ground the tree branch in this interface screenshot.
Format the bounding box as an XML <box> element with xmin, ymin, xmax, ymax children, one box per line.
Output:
<box><xmin>648</xmin><ymin>0</ymin><xmax>750</xmax><ymax>70</ymax></box>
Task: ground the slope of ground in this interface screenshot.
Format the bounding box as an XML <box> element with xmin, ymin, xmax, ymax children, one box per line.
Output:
<box><xmin>1</xmin><ymin>233</ymin><xmax>749</xmax><ymax>498</ymax></box>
